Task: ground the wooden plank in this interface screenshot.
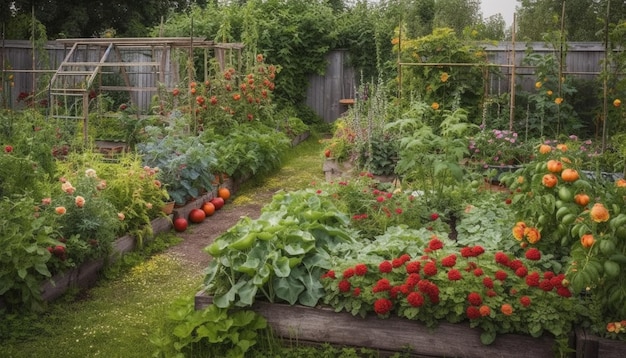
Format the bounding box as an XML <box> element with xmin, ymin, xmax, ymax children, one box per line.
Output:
<box><xmin>194</xmin><ymin>292</ymin><xmax>556</xmax><ymax>358</ymax></box>
<box><xmin>61</xmin><ymin>61</ymin><xmax>160</xmax><ymax>67</ymax></box>
<box><xmin>575</xmin><ymin>326</ymin><xmax>599</xmax><ymax>358</ymax></box>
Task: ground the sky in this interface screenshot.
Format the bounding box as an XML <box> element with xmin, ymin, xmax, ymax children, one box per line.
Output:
<box><xmin>480</xmin><ymin>0</ymin><xmax>517</xmax><ymax>27</ymax></box>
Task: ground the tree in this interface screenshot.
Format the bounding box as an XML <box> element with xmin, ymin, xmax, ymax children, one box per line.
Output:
<box><xmin>515</xmin><ymin>0</ymin><xmax>626</xmax><ymax>42</ymax></box>
<box><xmin>432</xmin><ymin>0</ymin><xmax>481</xmax><ymax>34</ymax></box>
<box><xmin>1</xmin><ymin>0</ymin><xmax>204</xmax><ymax>39</ymax></box>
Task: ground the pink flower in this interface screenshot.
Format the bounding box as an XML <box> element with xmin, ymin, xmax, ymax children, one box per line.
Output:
<box><xmin>118</xmin><ymin>212</ymin><xmax>125</xmax><ymax>221</ymax></box>
<box><xmin>75</xmin><ymin>196</ymin><xmax>85</xmax><ymax>208</ymax></box>
<box><xmin>41</xmin><ymin>197</ymin><xmax>52</xmax><ymax>205</ymax></box>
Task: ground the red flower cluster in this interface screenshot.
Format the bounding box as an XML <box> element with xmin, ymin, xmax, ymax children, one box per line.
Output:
<box><xmin>407</xmin><ymin>292</ymin><xmax>425</xmax><ymax>307</ymax></box>
<box><xmin>524</xmin><ymin>248</ymin><xmax>541</xmax><ymax>260</ymax></box>
<box><xmin>460</xmin><ymin>245</ymin><xmax>485</xmax><ymax>258</ymax></box>
<box><xmin>428</xmin><ymin>237</ymin><xmax>444</xmax><ymax>250</ymax></box>
<box><xmin>447</xmin><ymin>269</ymin><xmax>462</xmax><ymax>281</ymax></box>
<box><xmin>441</xmin><ymin>254</ymin><xmax>457</xmax><ymax>267</ymax></box>
<box><xmin>468</xmin><ymin>292</ymin><xmax>483</xmax><ymax>306</ymax></box>
<box><xmin>374</xmin><ymin>298</ymin><xmax>393</xmax><ymax>315</ymax></box>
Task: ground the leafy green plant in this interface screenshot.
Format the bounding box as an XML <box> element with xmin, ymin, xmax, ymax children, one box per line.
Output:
<box><xmin>203</xmin><ymin>189</ymin><xmax>357</xmax><ymax>308</ymax></box>
<box><xmin>0</xmin><ymin>196</ymin><xmax>60</xmax><ymax>311</ymax></box>
<box><xmin>138</xmin><ymin>124</ymin><xmax>217</xmax><ymax>205</ymax></box>
<box><xmin>152</xmin><ymin>297</ymin><xmax>267</xmax><ymax>358</ymax></box>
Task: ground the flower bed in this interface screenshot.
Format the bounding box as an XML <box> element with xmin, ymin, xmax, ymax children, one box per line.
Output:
<box><xmin>194</xmin><ymin>292</ymin><xmax>559</xmax><ymax>358</ymax></box>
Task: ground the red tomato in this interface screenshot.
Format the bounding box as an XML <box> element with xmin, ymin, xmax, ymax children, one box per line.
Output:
<box><xmin>210</xmin><ymin>197</ymin><xmax>225</xmax><ymax>210</ymax></box>
<box><xmin>173</xmin><ymin>217</ymin><xmax>188</xmax><ymax>232</ymax></box>
<box><xmin>189</xmin><ymin>208</ymin><xmax>206</xmax><ymax>223</ymax></box>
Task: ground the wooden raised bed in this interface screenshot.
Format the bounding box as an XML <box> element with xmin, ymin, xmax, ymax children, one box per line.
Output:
<box><xmin>575</xmin><ymin>327</ymin><xmax>626</xmax><ymax>358</ymax></box>
<box><xmin>194</xmin><ymin>292</ymin><xmax>561</xmax><ymax>358</ymax></box>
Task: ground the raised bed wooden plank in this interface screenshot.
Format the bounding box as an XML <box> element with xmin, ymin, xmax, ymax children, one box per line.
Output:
<box><xmin>194</xmin><ymin>292</ymin><xmax>557</xmax><ymax>358</ymax></box>
<box><xmin>575</xmin><ymin>326</ymin><xmax>626</xmax><ymax>358</ymax></box>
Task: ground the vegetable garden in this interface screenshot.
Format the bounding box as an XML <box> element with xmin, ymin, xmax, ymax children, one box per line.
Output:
<box><xmin>2</xmin><ymin>1</ymin><xmax>626</xmax><ymax>357</ymax></box>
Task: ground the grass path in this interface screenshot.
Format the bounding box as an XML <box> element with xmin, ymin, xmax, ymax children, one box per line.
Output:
<box><xmin>1</xmin><ymin>135</ymin><xmax>326</xmax><ymax>358</ymax></box>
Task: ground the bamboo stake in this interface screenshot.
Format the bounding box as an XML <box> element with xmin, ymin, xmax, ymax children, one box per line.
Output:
<box><xmin>509</xmin><ymin>13</ymin><xmax>517</xmax><ymax>132</ymax></box>
<box><xmin>602</xmin><ymin>0</ymin><xmax>611</xmax><ymax>151</ymax></box>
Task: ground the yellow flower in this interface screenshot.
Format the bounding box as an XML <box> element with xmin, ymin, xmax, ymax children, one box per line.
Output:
<box><xmin>440</xmin><ymin>72</ymin><xmax>449</xmax><ymax>83</ymax></box>
<box><xmin>613</xmin><ymin>98</ymin><xmax>621</xmax><ymax>108</ymax></box>
<box><xmin>546</xmin><ymin>90</ymin><xmax>553</xmax><ymax>96</ymax></box>
<box><xmin>431</xmin><ymin>102</ymin><xmax>440</xmax><ymax>110</ymax></box>
<box><xmin>535</xmin><ymin>81</ymin><xmax>542</xmax><ymax>89</ymax></box>
<box><xmin>555</xmin><ymin>97</ymin><xmax>563</xmax><ymax>105</ymax></box>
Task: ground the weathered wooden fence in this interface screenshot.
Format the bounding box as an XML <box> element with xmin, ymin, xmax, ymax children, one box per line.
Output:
<box><xmin>307</xmin><ymin>42</ymin><xmax>609</xmax><ymax>122</ymax></box>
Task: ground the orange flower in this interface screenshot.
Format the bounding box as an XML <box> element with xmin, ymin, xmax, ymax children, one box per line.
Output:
<box><xmin>256</xmin><ymin>54</ymin><xmax>264</xmax><ymax>62</ymax></box>
<box><xmin>512</xmin><ymin>222</ymin><xmax>526</xmax><ymax>241</ymax></box>
<box><xmin>118</xmin><ymin>212</ymin><xmax>125</xmax><ymax>221</ymax></box>
<box><xmin>153</xmin><ymin>180</ymin><xmax>162</xmax><ymax>188</ymax></box>
<box><xmin>590</xmin><ymin>203</ymin><xmax>610</xmax><ymax>223</ymax></box>
<box><xmin>555</xmin><ymin>97</ymin><xmax>563</xmax><ymax>105</ymax></box>
<box><xmin>479</xmin><ymin>305</ymin><xmax>491</xmax><ymax>317</ymax></box>
<box><xmin>75</xmin><ymin>196</ymin><xmax>85</xmax><ymax>208</ymax></box>
<box><xmin>431</xmin><ymin>102</ymin><xmax>439</xmax><ymax>110</ymax></box>
<box><xmin>501</xmin><ymin>303</ymin><xmax>514</xmax><ymax>316</ymax></box>
<box><xmin>55</xmin><ymin>206</ymin><xmax>67</xmax><ymax>215</ymax></box>
<box><xmin>440</xmin><ymin>72</ymin><xmax>449</xmax><ymax>83</ymax></box>
<box><xmin>556</xmin><ymin>143</ymin><xmax>568</xmax><ymax>151</ymax></box>
<box><xmin>524</xmin><ymin>227</ymin><xmax>541</xmax><ymax>244</ymax></box>
<box><xmin>616</xmin><ymin>178</ymin><xmax>626</xmax><ymax>188</ymax></box>
<box><xmin>535</xmin><ymin>81</ymin><xmax>542</xmax><ymax>89</ymax></box>
<box><xmin>607</xmin><ymin>322</ymin><xmax>617</xmax><ymax>332</ymax></box>
<box><xmin>613</xmin><ymin>99</ymin><xmax>621</xmax><ymax>108</ymax></box>
<box><xmin>547</xmin><ymin>90</ymin><xmax>553</xmax><ymax>96</ymax></box>
<box><xmin>581</xmin><ymin>234</ymin><xmax>595</xmax><ymax>248</ymax></box>
<box><xmin>538</xmin><ymin>144</ymin><xmax>552</xmax><ymax>154</ymax></box>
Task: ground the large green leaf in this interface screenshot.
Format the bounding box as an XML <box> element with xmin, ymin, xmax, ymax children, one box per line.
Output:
<box><xmin>272</xmin><ymin>275</ymin><xmax>305</xmax><ymax>305</ymax></box>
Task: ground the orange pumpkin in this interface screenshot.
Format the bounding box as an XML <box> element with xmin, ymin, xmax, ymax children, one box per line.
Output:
<box><xmin>547</xmin><ymin>160</ymin><xmax>563</xmax><ymax>173</ymax></box>
<box><xmin>580</xmin><ymin>234</ymin><xmax>595</xmax><ymax>248</ymax></box>
<box><xmin>539</xmin><ymin>144</ymin><xmax>552</xmax><ymax>154</ymax></box>
<box><xmin>574</xmin><ymin>193</ymin><xmax>590</xmax><ymax>207</ymax></box>
<box><xmin>561</xmin><ymin>168</ymin><xmax>579</xmax><ymax>182</ymax></box>
<box><xmin>542</xmin><ymin>174</ymin><xmax>558</xmax><ymax>188</ymax></box>
<box><xmin>590</xmin><ymin>203</ymin><xmax>610</xmax><ymax>223</ymax></box>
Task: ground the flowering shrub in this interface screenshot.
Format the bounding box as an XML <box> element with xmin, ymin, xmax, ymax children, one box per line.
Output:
<box><xmin>321</xmin><ymin>237</ymin><xmax>579</xmax><ymax>345</ymax></box>
<box><xmin>318</xmin><ymin>173</ymin><xmax>448</xmax><ymax>238</ymax></box>
<box><xmin>41</xmin><ymin>169</ymin><xmax>122</xmax><ymax>265</ymax></box>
